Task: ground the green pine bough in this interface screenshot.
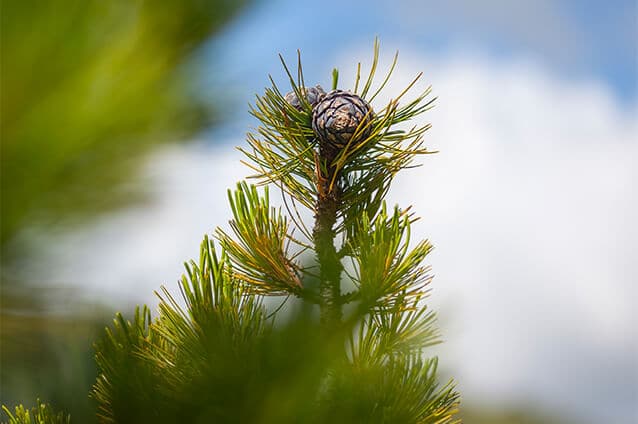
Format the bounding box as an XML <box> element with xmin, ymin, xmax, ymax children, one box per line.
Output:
<box><xmin>2</xmin><ymin>40</ymin><xmax>461</xmax><ymax>423</ymax></box>
<box><xmin>2</xmin><ymin>400</ymin><xmax>70</xmax><ymax>424</ymax></box>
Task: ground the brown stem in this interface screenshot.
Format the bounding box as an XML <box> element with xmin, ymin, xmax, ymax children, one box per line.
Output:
<box><xmin>313</xmin><ymin>146</ymin><xmax>343</xmax><ymax>325</ymax></box>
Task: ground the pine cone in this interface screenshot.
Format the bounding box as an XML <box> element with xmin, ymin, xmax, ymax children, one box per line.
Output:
<box><xmin>284</xmin><ymin>85</ymin><xmax>326</xmax><ymax>111</ymax></box>
<box><xmin>312</xmin><ymin>90</ymin><xmax>374</xmax><ymax>150</ymax></box>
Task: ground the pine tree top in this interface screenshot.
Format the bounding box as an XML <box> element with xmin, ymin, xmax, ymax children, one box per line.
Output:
<box><xmin>3</xmin><ymin>39</ymin><xmax>461</xmax><ymax>424</ymax></box>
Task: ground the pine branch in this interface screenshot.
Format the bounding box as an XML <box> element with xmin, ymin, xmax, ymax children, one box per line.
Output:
<box><xmin>313</xmin><ymin>144</ymin><xmax>344</xmax><ymax>325</ymax></box>
<box><xmin>217</xmin><ymin>182</ymin><xmax>305</xmax><ymax>296</ymax></box>
<box><xmin>2</xmin><ymin>400</ymin><xmax>71</xmax><ymax>424</ymax></box>
<box><xmin>86</xmin><ymin>39</ymin><xmax>462</xmax><ymax>424</ymax></box>
<box><xmin>320</xmin><ymin>355</ymin><xmax>460</xmax><ymax>423</ymax></box>
<box><xmin>346</xmin><ymin>204</ymin><xmax>434</xmax><ymax>315</ymax></box>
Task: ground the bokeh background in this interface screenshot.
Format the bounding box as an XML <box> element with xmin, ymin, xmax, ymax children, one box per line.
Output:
<box><xmin>2</xmin><ymin>1</ymin><xmax>636</xmax><ymax>423</ymax></box>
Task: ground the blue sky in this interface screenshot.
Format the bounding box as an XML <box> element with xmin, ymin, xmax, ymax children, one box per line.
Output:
<box><xmin>206</xmin><ymin>0</ymin><xmax>637</xmax><ymax>107</ymax></box>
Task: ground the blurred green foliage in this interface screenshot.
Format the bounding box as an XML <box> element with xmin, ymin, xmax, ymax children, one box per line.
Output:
<box><xmin>0</xmin><ymin>0</ymin><xmax>249</xmax><ymax>419</ymax></box>
<box><xmin>2</xmin><ymin>398</ymin><xmax>70</xmax><ymax>424</ymax></box>
<box><xmin>0</xmin><ymin>287</ymin><xmax>105</xmax><ymax>423</ymax></box>
<box><xmin>0</xmin><ymin>0</ymin><xmax>247</xmax><ymax>257</ymax></box>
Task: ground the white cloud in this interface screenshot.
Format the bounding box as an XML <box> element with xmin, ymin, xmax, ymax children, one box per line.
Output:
<box><xmin>334</xmin><ymin>47</ymin><xmax>637</xmax><ymax>421</ymax></box>
<box><xmin>27</xmin><ymin>144</ymin><xmax>248</xmax><ymax>306</ymax></box>
<box><xmin>35</xmin><ymin>48</ymin><xmax>637</xmax><ymax>422</ymax></box>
